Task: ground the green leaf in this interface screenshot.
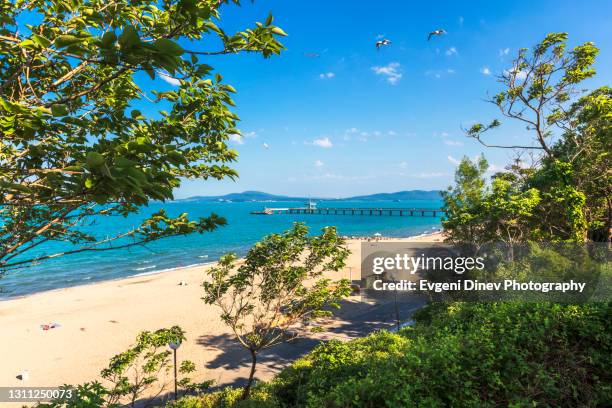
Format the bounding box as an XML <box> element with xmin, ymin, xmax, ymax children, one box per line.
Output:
<box><xmin>154</xmin><ymin>39</ymin><xmax>184</xmax><ymax>56</ymax></box>
<box><xmin>115</xmin><ymin>156</ymin><xmax>137</xmax><ymax>167</ymax></box>
<box><xmin>55</xmin><ymin>35</ymin><xmax>81</xmax><ymax>48</ymax></box>
<box><xmin>86</xmin><ymin>152</ymin><xmax>105</xmax><ymax>168</ymax></box>
<box><xmin>119</xmin><ymin>26</ymin><xmax>140</xmax><ymax>48</ymax></box>
<box><xmin>265</xmin><ymin>13</ymin><xmax>274</xmax><ymax>26</ymax></box>
<box><xmin>31</xmin><ymin>34</ymin><xmax>51</xmax><ymax>48</ymax></box>
<box><xmin>101</xmin><ymin>31</ymin><xmax>117</xmax><ymax>48</ymax></box>
<box><xmin>271</xmin><ymin>27</ymin><xmax>288</xmax><ymax>36</ymax></box>
<box><xmin>144</xmin><ymin>67</ymin><xmax>156</xmax><ymax>80</ymax></box>
<box><xmin>51</xmin><ymin>104</ymin><xmax>69</xmax><ymax>117</ymax></box>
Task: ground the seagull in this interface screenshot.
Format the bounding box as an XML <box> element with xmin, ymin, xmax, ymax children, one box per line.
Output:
<box><xmin>428</xmin><ymin>29</ymin><xmax>446</xmax><ymax>41</ymax></box>
<box><xmin>262</xmin><ymin>143</ymin><xmax>269</xmax><ymax>149</ymax></box>
<box><xmin>375</xmin><ymin>39</ymin><xmax>391</xmax><ymax>50</ymax></box>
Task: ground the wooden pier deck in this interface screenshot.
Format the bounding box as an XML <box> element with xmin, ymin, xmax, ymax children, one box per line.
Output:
<box><xmin>263</xmin><ymin>207</ymin><xmax>445</xmax><ymax>217</ymax></box>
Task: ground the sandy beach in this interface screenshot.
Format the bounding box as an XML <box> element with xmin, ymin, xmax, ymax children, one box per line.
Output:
<box><xmin>0</xmin><ymin>232</ymin><xmax>443</xmax><ymax>404</ymax></box>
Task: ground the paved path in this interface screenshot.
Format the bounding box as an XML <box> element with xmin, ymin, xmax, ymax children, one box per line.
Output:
<box><xmin>199</xmin><ymin>291</ymin><xmax>428</xmax><ymax>389</ymax></box>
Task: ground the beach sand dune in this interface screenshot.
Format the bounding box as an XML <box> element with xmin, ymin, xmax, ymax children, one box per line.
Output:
<box><xmin>0</xmin><ymin>233</ymin><xmax>443</xmax><ymax>405</ymax></box>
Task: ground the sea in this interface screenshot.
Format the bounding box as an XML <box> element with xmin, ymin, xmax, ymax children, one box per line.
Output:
<box><xmin>0</xmin><ymin>199</ymin><xmax>443</xmax><ymax>298</ymax></box>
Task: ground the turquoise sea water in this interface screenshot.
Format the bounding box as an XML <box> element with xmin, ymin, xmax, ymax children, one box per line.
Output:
<box><xmin>0</xmin><ymin>199</ymin><xmax>443</xmax><ymax>298</ymax></box>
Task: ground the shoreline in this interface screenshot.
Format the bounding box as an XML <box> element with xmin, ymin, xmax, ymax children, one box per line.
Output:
<box><xmin>0</xmin><ymin>231</ymin><xmax>444</xmax><ymax>404</ymax></box>
<box><xmin>0</xmin><ymin>230</ymin><xmax>444</xmax><ymax>302</ymax></box>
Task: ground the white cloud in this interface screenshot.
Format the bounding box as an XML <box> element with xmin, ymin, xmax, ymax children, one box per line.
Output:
<box><xmin>499</xmin><ymin>48</ymin><xmax>510</xmax><ymax>57</ymax></box>
<box><xmin>158</xmin><ymin>71</ymin><xmax>180</xmax><ymax>86</ymax></box>
<box><xmin>371</xmin><ymin>62</ymin><xmax>403</xmax><ymax>85</ymax></box>
<box><xmin>447</xmin><ymin>155</ymin><xmax>461</xmax><ymax>165</ymax></box>
<box><xmin>387</xmin><ymin>130</ymin><xmax>397</xmax><ymax>136</ymax></box>
<box><xmin>314</xmin><ymin>160</ymin><xmax>324</xmax><ymax>167</ymax></box>
<box><xmin>426</xmin><ymin>69</ymin><xmax>455</xmax><ymax>79</ymax></box>
<box><xmin>440</xmin><ymin>132</ymin><xmax>450</xmax><ymax>137</ymax></box>
<box><xmin>444</xmin><ymin>140</ymin><xmax>464</xmax><ymax>146</ymax></box>
<box><xmin>445</xmin><ymin>47</ymin><xmax>458</xmax><ymax>56</ymax></box>
<box><xmin>398</xmin><ymin>161</ymin><xmax>408</xmax><ymax>168</ymax></box>
<box><xmin>410</xmin><ymin>172</ymin><xmax>448</xmax><ymax>178</ymax></box>
<box><xmin>228</xmin><ymin>134</ymin><xmax>244</xmax><ymax>145</ymax></box>
<box><xmin>505</xmin><ymin>68</ymin><xmax>528</xmax><ymax>80</ymax></box>
<box><xmin>243</xmin><ymin>131</ymin><xmax>258</xmax><ymax>138</ymax></box>
<box><xmin>458</xmin><ymin>16</ymin><xmax>464</xmax><ymax>27</ymax></box>
<box><xmin>307</xmin><ymin>137</ymin><xmax>333</xmax><ymax>148</ymax></box>
<box><xmin>480</xmin><ymin>66</ymin><xmax>491</xmax><ymax>75</ymax></box>
<box><xmin>319</xmin><ymin>72</ymin><xmax>335</xmax><ymax>79</ymax></box>
<box><xmin>515</xmin><ymin>70</ymin><xmax>527</xmax><ymax>80</ymax></box>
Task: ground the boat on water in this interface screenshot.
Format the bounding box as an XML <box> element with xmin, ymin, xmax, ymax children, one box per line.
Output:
<box><xmin>250</xmin><ymin>208</ymin><xmax>274</xmax><ymax>215</ymax></box>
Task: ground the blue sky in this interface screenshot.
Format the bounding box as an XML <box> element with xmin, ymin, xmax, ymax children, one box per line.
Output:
<box><xmin>132</xmin><ymin>2</ymin><xmax>612</xmax><ymax>197</ymax></box>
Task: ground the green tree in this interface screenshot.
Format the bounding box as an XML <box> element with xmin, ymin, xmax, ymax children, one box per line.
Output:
<box><xmin>485</xmin><ymin>173</ymin><xmax>541</xmax><ymax>253</ymax></box>
<box><xmin>465</xmin><ymin>32</ymin><xmax>599</xmax><ymax>158</ymax></box>
<box><xmin>37</xmin><ymin>326</ymin><xmax>209</xmax><ymax>407</ymax></box>
<box><xmin>458</xmin><ymin>33</ymin><xmax>607</xmax><ymax>243</ymax></box>
<box><xmin>441</xmin><ymin>155</ymin><xmax>491</xmax><ymax>250</ymax></box>
<box><xmin>203</xmin><ymin>222</ymin><xmax>351</xmax><ymax>400</ymax></box>
<box><xmin>0</xmin><ymin>0</ymin><xmax>286</xmax><ymax>271</ymax></box>
<box><xmin>549</xmin><ymin>87</ymin><xmax>612</xmax><ymax>241</ymax></box>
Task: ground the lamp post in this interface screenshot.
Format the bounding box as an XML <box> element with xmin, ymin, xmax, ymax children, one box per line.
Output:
<box><xmin>169</xmin><ymin>341</ymin><xmax>181</xmax><ymax>400</ymax></box>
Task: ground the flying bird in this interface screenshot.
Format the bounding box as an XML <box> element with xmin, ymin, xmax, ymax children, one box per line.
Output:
<box><xmin>375</xmin><ymin>39</ymin><xmax>391</xmax><ymax>50</ymax></box>
<box><xmin>262</xmin><ymin>143</ymin><xmax>269</xmax><ymax>149</ymax></box>
<box><xmin>428</xmin><ymin>29</ymin><xmax>446</xmax><ymax>41</ymax></box>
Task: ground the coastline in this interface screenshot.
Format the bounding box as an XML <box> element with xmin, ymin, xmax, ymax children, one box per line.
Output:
<box><xmin>0</xmin><ymin>229</ymin><xmax>444</xmax><ymax>302</ymax></box>
<box><xmin>0</xmin><ymin>231</ymin><xmax>444</xmax><ymax>403</ymax></box>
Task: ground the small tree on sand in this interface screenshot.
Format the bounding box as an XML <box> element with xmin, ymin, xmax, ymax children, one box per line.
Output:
<box><xmin>203</xmin><ymin>222</ymin><xmax>351</xmax><ymax>399</ymax></box>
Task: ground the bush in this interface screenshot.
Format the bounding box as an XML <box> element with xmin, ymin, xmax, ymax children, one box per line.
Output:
<box><xmin>271</xmin><ymin>302</ymin><xmax>611</xmax><ymax>407</ymax></box>
<box><xmin>167</xmin><ymin>385</ymin><xmax>279</xmax><ymax>408</ymax></box>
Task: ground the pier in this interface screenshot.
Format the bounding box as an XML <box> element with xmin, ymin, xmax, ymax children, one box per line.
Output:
<box><xmin>259</xmin><ymin>207</ymin><xmax>445</xmax><ymax>217</ymax></box>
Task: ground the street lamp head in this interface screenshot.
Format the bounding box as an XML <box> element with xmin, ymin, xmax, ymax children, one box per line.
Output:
<box><xmin>169</xmin><ymin>341</ymin><xmax>181</xmax><ymax>350</ymax></box>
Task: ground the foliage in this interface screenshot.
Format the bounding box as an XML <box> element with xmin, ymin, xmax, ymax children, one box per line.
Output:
<box><xmin>446</xmin><ymin>33</ymin><xmax>609</xmax><ymax>244</ymax></box>
<box><xmin>0</xmin><ymin>0</ymin><xmax>286</xmax><ymax>271</ymax></box>
<box><xmin>101</xmin><ymin>326</ymin><xmax>190</xmax><ymax>406</ymax></box>
<box><xmin>527</xmin><ymin>160</ymin><xmax>588</xmax><ymax>241</ymax></box>
<box><xmin>203</xmin><ymin>222</ymin><xmax>351</xmax><ymax>399</ymax></box>
<box><xmin>548</xmin><ymin>86</ymin><xmax>612</xmax><ymax>241</ymax></box>
<box><xmin>466</xmin><ymin>32</ymin><xmax>598</xmax><ymax>157</ymax></box>
<box><xmin>270</xmin><ymin>302</ymin><xmax>612</xmax><ymax>408</ymax></box>
<box><xmin>166</xmin><ymin>386</ymin><xmax>279</xmax><ymax>408</ymax></box>
<box><xmin>36</xmin><ymin>326</ymin><xmax>207</xmax><ymax>407</ymax></box>
<box><xmin>442</xmin><ymin>155</ymin><xmax>542</xmax><ymax>251</ymax></box>
<box><xmin>441</xmin><ymin>155</ymin><xmax>491</xmax><ymax>250</ymax></box>
<box><xmin>35</xmin><ymin>382</ymin><xmax>113</xmax><ymax>408</ymax></box>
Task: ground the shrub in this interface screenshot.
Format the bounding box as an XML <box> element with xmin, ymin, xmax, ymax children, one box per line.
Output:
<box><xmin>167</xmin><ymin>385</ymin><xmax>279</xmax><ymax>408</ymax></box>
<box><xmin>272</xmin><ymin>302</ymin><xmax>611</xmax><ymax>407</ymax></box>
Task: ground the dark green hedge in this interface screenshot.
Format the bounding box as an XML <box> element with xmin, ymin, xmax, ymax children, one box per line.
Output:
<box><xmin>271</xmin><ymin>302</ymin><xmax>611</xmax><ymax>407</ymax></box>
<box><xmin>169</xmin><ymin>302</ymin><xmax>611</xmax><ymax>407</ymax></box>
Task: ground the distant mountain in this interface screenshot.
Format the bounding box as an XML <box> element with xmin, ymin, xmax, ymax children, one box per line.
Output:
<box><xmin>346</xmin><ymin>190</ymin><xmax>442</xmax><ymax>201</ymax></box>
<box><xmin>179</xmin><ymin>190</ymin><xmax>442</xmax><ymax>202</ymax></box>
<box><xmin>178</xmin><ymin>191</ymin><xmax>310</xmax><ymax>202</ymax></box>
